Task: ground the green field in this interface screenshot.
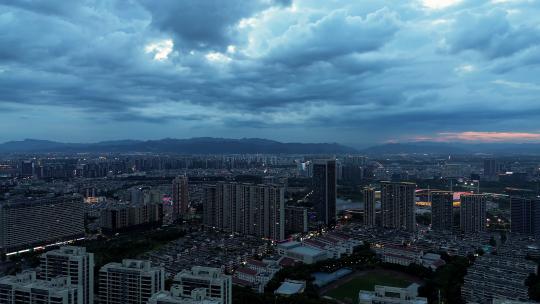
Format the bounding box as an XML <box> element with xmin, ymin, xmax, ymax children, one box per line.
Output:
<box><xmin>325</xmin><ymin>272</ymin><xmax>412</xmax><ymax>303</ymax></box>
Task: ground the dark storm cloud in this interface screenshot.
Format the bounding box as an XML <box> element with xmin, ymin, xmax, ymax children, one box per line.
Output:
<box><xmin>447</xmin><ymin>9</ymin><xmax>540</xmax><ymax>59</ymax></box>
<box><xmin>139</xmin><ymin>0</ymin><xmax>284</xmax><ymax>50</ymax></box>
<box><xmin>0</xmin><ymin>0</ymin><xmax>539</xmax><ymax>144</ymax></box>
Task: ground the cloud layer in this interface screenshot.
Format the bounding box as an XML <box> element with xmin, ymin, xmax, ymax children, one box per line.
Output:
<box><xmin>0</xmin><ymin>0</ymin><xmax>539</xmax><ymax>145</ymax></box>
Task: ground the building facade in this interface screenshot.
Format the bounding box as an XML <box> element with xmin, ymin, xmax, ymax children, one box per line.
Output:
<box><xmin>99</xmin><ymin>259</ymin><xmax>164</xmax><ymax>304</ymax></box>
<box><xmin>0</xmin><ymin>271</ymin><xmax>79</xmax><ymax>304</ymax></box>
<box><xmin>284</xmin><ymin>206</ymin><xmax>308</xmax><ymax>235</ymax></box>
<box><xmin>431</xmin><ymin>191</ymin><xmax>453</xmax><ymax>232</ymax></box>
<box><xmin>380</xmin><ymin>182</ymin><xmax>416</xmax><ymax>231</ymax></box>
<box><xmin>40</xmin><ymin>246</ymin><xmax>94</xmax><ymax>304</ymax></box>
<box><xmin>363</xmin><ymin>187</ymin><xmax>376</xmax><ymax>227</ymax></box>
<box><xmin>203</xmin><ymin>182</ymin><xmax>285</xmax><ymax>241</ymax></box>
<box><xmin>511</xmin><ymin>197</ymin><xmax>540</xmax><ymax>238</ymax></box>
<box><xmin>173</xmin><ymin>267</ymin><xmax>232</xmax><ymax>304</ymax></box>
<box><xmin>462</xmin><ymin>255</ymin><xmax>537</xmax><ymax>303</ymax></box>
<box><xmin>172</xmin><ymin>176</ymin><xmax>189</xmax><ymax>220</ymax></box>
<box><xmin>359</xmin><ymin>283</ymin><xmax>427</xmax><ymax>304</ymax></box>
<box><xmin>99</xmin><ymin>201</ymin><xmax>163</xmax><ymax>232</ymax></box>
<box><xmin>460</xmin><ymin>194</ymin><xmax>487</xmax><ymax>234</ymax></box>
<box><xmin>0</xmin><ymin>195</ymin><xmax>85</xmax><ymax>253</ymax></box>
<box><xmin>312</xmin><ymin>159</ymin><xmax>337</xmax><ymax>226</ymax></box>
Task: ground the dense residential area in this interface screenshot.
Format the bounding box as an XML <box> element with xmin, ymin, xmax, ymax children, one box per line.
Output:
<box><xmin>1</xmin><ymin>153</ymin><xmax>540</xmax><ymax>303</ymax></box>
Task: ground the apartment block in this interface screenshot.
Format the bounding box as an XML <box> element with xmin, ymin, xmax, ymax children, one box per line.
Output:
<box><xmin>40</xmin><ymin>246</ymin><xmax>94</xmax><ymax>304</ymax></box>
<box><xmin>99</xmin><ymin>259</ymin><xmax>164</xmax><ymax>304</ymax></box>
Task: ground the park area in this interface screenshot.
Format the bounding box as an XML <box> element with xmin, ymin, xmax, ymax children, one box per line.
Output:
<box><xmin>320</xmin><ymin>268</ymin><xmax>423</xmax><ymax>304</ymax></box>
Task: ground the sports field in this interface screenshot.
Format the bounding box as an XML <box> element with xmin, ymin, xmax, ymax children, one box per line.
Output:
<box><xmin>322</xmin><ymin>270</ymin><xmax>418</xmax><ymax>304</ymax></box>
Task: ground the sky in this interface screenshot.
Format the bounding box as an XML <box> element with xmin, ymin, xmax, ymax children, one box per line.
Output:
<box><xmin>1</xmin><ymin>0</ymin><xmax>540</xmax><ymax>147</ymax></box>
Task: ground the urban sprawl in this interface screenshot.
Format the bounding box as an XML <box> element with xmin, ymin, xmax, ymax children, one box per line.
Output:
<box><xmin>0</xmin><ymin>154</ymin><xmax>539</xmax><ymax>304</ymax></box>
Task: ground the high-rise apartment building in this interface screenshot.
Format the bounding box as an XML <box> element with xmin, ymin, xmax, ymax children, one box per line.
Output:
<box><xmin>380</xmin><ymin>182</ymin><xmax>416</xmax><ymax>231</ymax></box>
<box><xmin>99</xmin><ymin>259</ymin><xmax>164</xmax><ymax>304</ymax></box>
<box><xmin>172</xmin><ymin>176</ymin><xmax>189</xmax><ymax>220</ymax></box>
<box><xmin>202</xmin><ymin>185</ymin><xmax>218</xmax><ymax>228</ymax></box>
<box><xmin>203</xmin><ymin>182</ymin><xmax>285</xmax><ymax>240</ymax></box>
<box><xmin>312</xmin><ymin>159</ymin><xmax>337</xmax><ymax>226</ymax></box>
<box><xmin>511</xmin><ymin>197</ymin><xmax>540</xmax><ymax>238</ymax></box>
<box><xmin>20</xmin><ymin>160</ymin><xmax>34</xmax><ymax>178</ymax></box>
<box><xmin>460</xmin><ymin>194</ymin><xmax>487</xmax><ymax>234</ymax></box>
<box><xmin>483</xmin><ymin>159</ymin><xmax>502</xmax><ymax>179</ymax></box>
<box><xmin>173</xmin><ymin>267</ymin><xmax>232</xmax><ymax>304</ymax></box>
<box><xmin>284</xmin><ymin>206</ymin><xmax>308</xmax><ymax>235</ymax></box>
<box><xmin>431</xmin><ymin>191</ymin><xmax>454</xmax><ymax>232</ymax></box>
<box><xmin>0</xmin><ymin>271</ymin><xmax>78</xmax><ymax>304</ymax></box>
<box><xmin>99</xmin><ymin>201</ymin><xmax>163</xmax><ymax>232</ymax></box>
<box><xmin>40</xmin><ymin>246</ymin><xmax>94</xmax><ymax>304</ymax></box>
<box><xmin>0</xmin><ymin>195</ymin><xmax>85</xmax><ymax>253</ymax></box>
<box><xmin>363</xmin><ymin>187</ymin><xmax>376</xmax><ymax>227</ymax></box>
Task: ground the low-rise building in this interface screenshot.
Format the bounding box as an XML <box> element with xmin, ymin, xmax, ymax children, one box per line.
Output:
<box><xmin>277</xmin><ymin>241</ymin><xmax>328</xmax><ymax>264</ymax></box>
<box><xmin>274</xmin><ymin>279</ymin><xmax>306</xmax><ymax>297</ymax></box>
<box><xmin>148</xmin><ymin>286</ymin><xmax>220</xmax><ymax>304</ymax></box>
<box><xmin>420</xmin><ymin>253</ymin><xmax>446</xmax><ymax>270</ymax></box>
<box><xmin>303</xmin><ymin>232</ymin><xmax>362</xmax><ymax>259</ymax></box>
<box><xmin>232</xmin><ymin>259</ymin><xmax>281</xmax><ymax>293</ymax></box>
<box><xmin>358</xmin><ymin>283</ymin><xmax>427</xmax><ymax>304</ymax></box>
<box><xmin>376</xmin><ymin>244</ymin><xmax>423</xmax><ymax>266</ymax></box>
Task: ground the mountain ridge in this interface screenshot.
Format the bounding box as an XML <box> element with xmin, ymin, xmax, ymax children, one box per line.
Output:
<box><xmin>0</xmin><ymin>138</ymin><xmax>356</xmax><ymax>154</ymax></box>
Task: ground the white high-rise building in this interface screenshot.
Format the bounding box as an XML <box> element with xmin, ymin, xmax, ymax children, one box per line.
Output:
<box><xmin>40</xmin><ymin>246</ymin><xmax>94</xmax><ymax>304</ymax></box>
<box><xmin>173</xmin><ymin>267</ymin><xmax>232</xmax><ymax>304</ymax></box>
<box><xmin>0</xmin><ymin>271</ymin><xmax>79</xmax><ymax>304</ymax></box>
<box><xmin>99</xmin><ymin>259</ymin><xmax>164</xmax><ymax>304</ymax></box>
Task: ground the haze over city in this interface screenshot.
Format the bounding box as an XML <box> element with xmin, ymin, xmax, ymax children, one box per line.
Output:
<box><xmin>1</xmin><ymin>0</ymin><xmax>540</xmax><ymax>146</ymax></box>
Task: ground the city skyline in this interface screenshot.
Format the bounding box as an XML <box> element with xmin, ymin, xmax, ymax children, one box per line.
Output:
<box><xmin>1</xmin><ymin>0</ymin><xmax>540</xmax><ymax>145</ymax></box>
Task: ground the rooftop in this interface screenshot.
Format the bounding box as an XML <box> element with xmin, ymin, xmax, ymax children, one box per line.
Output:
<box><xmin>289</xmin><ymin>245</ymin><xmax>326</xmax><ymax>257</ymax></box>
<box><xmin>275</xmin><ymin>280</ymin><xmax>305</xmax><ymax>295</ymax></box>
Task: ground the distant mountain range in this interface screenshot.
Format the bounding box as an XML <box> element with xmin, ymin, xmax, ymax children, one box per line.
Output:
<box><xmin>2</xmin><ymin>138</ymin><xmax>540</xmax><ymax>155</ymax></box>
<box><xmin>0</xmin><ymin>138</ymin><xmax>356</xmax><ymax>154</ymax></box>
<box><xmin>361</xmin><ymin>142</ymin><xmax>540</xmax><ymax>155</ymax></box>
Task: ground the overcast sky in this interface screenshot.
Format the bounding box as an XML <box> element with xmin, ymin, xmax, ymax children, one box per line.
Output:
<box><xmin>1</xmin><ymin>0</ymin><xmax>539</xmax><ymax>147</ymax></box>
